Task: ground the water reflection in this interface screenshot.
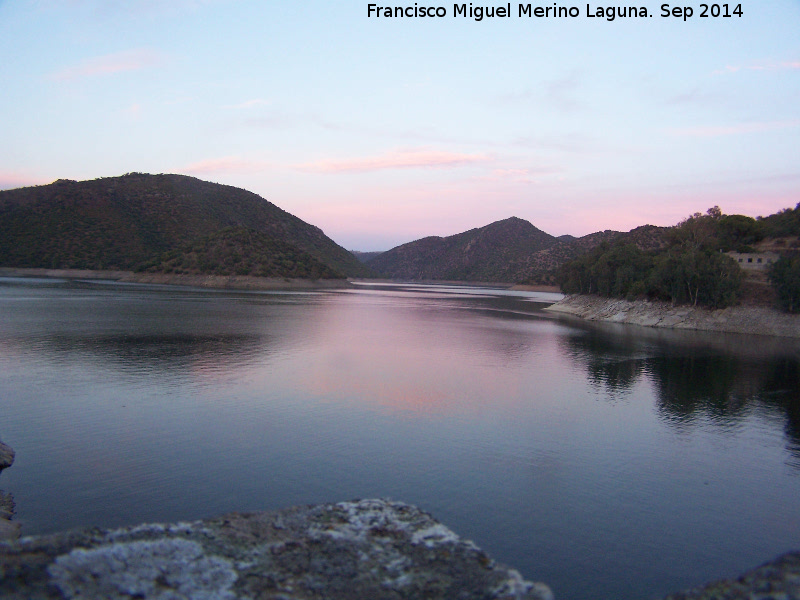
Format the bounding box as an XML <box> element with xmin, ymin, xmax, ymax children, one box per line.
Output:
<box><xmin>560</xmin><ymin>321</ymin><xmax>800</xmax><ymax>466</ymax></box>
<box><xmin>32</xmin><ymin>333</ymin><xmax>262</xmax><ymax>372</ymax></box>
<box><xmin>0</xmin><ymin>279</ymin><xmax>337</xmax><ymax>381</ymax></box>
<box><xmin>2</xmin><ymin>279</ymin><xmax>800</xmax><ymax>600</ymax></box>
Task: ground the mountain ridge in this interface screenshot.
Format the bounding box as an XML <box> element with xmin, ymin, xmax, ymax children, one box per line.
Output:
<box><xmin>365</xmin><ymin>217</ymin><xmax>667</xmax><ymax>284</ymax></box>
<box><xmin>0</xmin><ymin>173</ymin><xmax>371</xmax><ymax>278</ymax></box>
<box><xmin>367</xmin><ymin>216</ymin><xmax>561</xmax><ymax>282</ymax></box>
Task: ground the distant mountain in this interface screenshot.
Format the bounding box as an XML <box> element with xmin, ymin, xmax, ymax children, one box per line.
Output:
<box><xmin>0</xmin><ymin>173</ymin><xmax>371</xmax><ymax>278</ymax></box>
<box><xmin>350</xmin><ymin>250</ymin><xmax>384</xmax><ymax>264</ymax></box>
<box><xmin>366</xmin><ymin>218</ymin><xmax>670</xmax><ymax>284</ymax></box>
<box><xmin>367</xmin><ymin>217</ymin><xmax>560</xmax><ymax>282</ymax></box>
<box><xmin>516</xmin><ymin>225</ymin><xmax>669</xmax><ymax>284</ymax></box>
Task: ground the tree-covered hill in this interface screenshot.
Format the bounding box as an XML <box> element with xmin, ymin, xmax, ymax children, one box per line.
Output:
<box><xmin>367</xmin><ymin>217</ymin><xmax>560</xmax><ymax>282</ymax></box>
<box><xmin>363</xmin><ymin>217</ymin><xmax>666</xmax><ymax>284</ymax></box>
<box><xmin>138</xmin><ymin>227</ymin><xmax>343</xmax><ymax>279</ymax></box>
<box><xmin>556</xmin><ymin>206</ymin><xmax>800</xmax><ymax>309</ymax></box>
<box><xmin>0</xmin><ymin>173</ymin><xmax>371</xmax><ymax>278</ymax></box>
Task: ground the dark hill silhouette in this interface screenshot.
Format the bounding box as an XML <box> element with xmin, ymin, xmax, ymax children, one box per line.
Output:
<box><xmin>367</xmin><ymin>217</ymin><xmax>559</xmax><ymax>282</ymax></box>
<box><xmin>0</xmin><ymin>173</ymin><xmax>370</xmax><ymax>278</ymax></box>
<box><xmin>366</xmin><ymin>219</ymin><xmax>670</xmax><ymax>284</ymax></box>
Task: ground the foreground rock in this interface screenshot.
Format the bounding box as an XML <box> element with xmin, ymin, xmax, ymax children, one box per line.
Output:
<box><xmin>0</xmin><ymin>499</ymin><xmax>553</xmax><ymax>600</ymax></box>
<box><xmin>0</xmin><ymin>440</ymin><xmax>16</xmax><ymax>541</ymax></box>
<box><xmin>0</xmin><ymin>491</ymin><xmax>14</xmax><ymax>521</ymax></box>
<box><xmin>661</xmin><ymin>551</ymin><xmax>800</xmax><ymax>600</ymax></box>
<box><xmin>546</xmin><ymin>295</ymin><xmax>800</xmax><ymax>338</ymax></box>
<box><xmin>0</xmin><ymin>441</ymin><xmax>14</xmax><ymax>471</ymax></box>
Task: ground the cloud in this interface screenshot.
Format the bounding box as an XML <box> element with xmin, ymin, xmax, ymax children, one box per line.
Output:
<box><xmin>123</xmin><ymin>103</ymin><xmax>142</xmax><ymax>118</ymax></box>
<box><xmin>43</xmin><ymin>0</ymin><xmax>219</xmax><ymax>18</ymax></box>
<box><xmin>713</xmin><ymin>60</ymin><xmax>800</xmax><ymax>75</ymax></box>
<box><xmin>224</xmin><ymin>99</ymin><xmax>271</xmax><ymax>110</ymax></box>
<box><xmin>665</xmin><ymin>87</ymin><xmax>722</xmax><ymax>106</ymax></box>
<box><xmin>479</xmin><ymin>167</ymin><xmax>562</xmax><ymax>184</ymax></box>
<box><xmin>178</xmin><ymin>156</ymin><xmax>273</xmax><ymax>175</ymax></box>
<box><xmin>50</xmin><ymin>48</ymin><xmax>163</xmax><ymax>81</ymax></box>
<box><xmin>669</xmin><ymin>120</ymin><xmax>800</xmax><ymax>137</ymax></box>
<box><xmin>494</xmin><ymin>72</ymin><xmax>583</xmax><ymax>112</ymax></box>
<box><xmin>297</xmin><ymin>149</ymin><xmax>491</xmax><ymax>173</ymax></box>
<box><xmin>0</xmin><ymin>171</ymin><xmax>48</xmax><ymax>190</ymax></box>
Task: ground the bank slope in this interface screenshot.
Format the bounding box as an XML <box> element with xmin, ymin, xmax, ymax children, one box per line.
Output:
<box><xmin>0</xmin><ymin>173</ymin><xmax>371</xmax><ymax>278</ymax></box>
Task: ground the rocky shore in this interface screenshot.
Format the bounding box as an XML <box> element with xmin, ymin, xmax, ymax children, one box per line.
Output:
<box><xmin>0</xmin><ymin>268</ymin><xmax>351</xmax><ymax>291</ymax></box>
<box><xmin>0</xmin><ymin>499</ymin><xmax>798</xmax><ymax>600</ymax></box>
<box><xmin>0</xmin><ymin>499</ymin><xmax>553</xmax><ymax>600</ymax></box>
<box><xmin>545</xmin><ymin>294</ymin><xmax>800</xmax><ymax>338</ymax></box>
<box><xmin>662</xmin><ymin>551</ymin><xmax>800</xmax><ymax>600</ymax></box>
<box><xmin>0</xmin><ymin>440</ymin><xmax>18</xmax><ymax>541</ymax></box>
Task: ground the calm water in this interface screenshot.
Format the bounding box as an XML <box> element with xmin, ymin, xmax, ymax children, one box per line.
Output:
<box><xmin>1</xmin><ymin>277</ymin><xmax>799</xmax><ymax>600</ymax></box>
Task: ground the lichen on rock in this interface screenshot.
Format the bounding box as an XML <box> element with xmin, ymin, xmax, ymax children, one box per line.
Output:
<box><xmin>48</xmin><ymin>539</ymin><xmax>238</xmax><ymax>600</ymax></box>
<box><xmin>661</xmin><ymin>551</ymin><xmax>800</xmax><ymax>600</ymax></box>
<box><xmin>0</xmin><ymin>441</ymin><xmax>14</xmax><ymax>471</ymax></box>
<box><xmin>0</xmin><ymin>499</ymin><xmax>554</xmax><ymax>600</ymax></box>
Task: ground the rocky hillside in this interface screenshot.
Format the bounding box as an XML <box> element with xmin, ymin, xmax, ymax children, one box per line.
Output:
<box><xmin>365</xmin><ymin>217</ymin><xmax>667</xmax><ymax>284</ymax></box>
<box><xmin>366</xmin><ymin>217</ymin><xmax>560</xmax><ymax>282</ymax></box>
<box><xmin>351</xmin><ymin>250</ymin><xmax>384</xmax><ymax>264</ymax></box>
<box><xmin>0</xmin><ymin>173</ymin><xmax>370</xmax><ymax>278</ymax></box>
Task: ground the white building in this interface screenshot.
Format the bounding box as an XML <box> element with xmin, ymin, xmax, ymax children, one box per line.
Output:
<box><xmin>726</xmin><ymin>252</ymin><xmax>780</xmax><ymax>271</ymax></box>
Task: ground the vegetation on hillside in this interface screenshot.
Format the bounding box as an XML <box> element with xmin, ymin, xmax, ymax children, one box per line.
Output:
<box><xmin>367</xmin><ymin>217</ymin><xmax>560</xmax><ymax>282</ymax></box>
<box><xmin>0</xmin><ymin>173</ymin><xmax>370</xmax><ymax>278</ymax></box>
<box><xmin>137</xmin><ymin>227</ymin><xmax>343</xmax><ymax>279</ymax></box>
<box><xmin>558</xmin><ymin>207</ymin><xmax>757</xmax><ymax>307</ymax></box>
<box><xmin>557</xmin><ymin>206</ymin><xmax>800</xmax><ymax>310</ymax></box>
<box><xmin>769</xmin><ymin>256</ymin><xmax>800</xmax><ymax>313</ymax></box>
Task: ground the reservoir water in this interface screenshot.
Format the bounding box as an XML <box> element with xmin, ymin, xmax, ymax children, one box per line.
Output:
<box><xmin>0</xmin><ymin>277</ymin><xmax>798</xmax><ymax>600</ymax></box>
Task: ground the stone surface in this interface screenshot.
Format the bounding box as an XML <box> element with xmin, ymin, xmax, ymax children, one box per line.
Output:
<box><xmin>0</xmin><ymin>441</ymin><xmax>14</xmax><ymax>470</ymax></box>
<box><xmin>0</xmin><ymin>490</ymin><xmax>14</xmax><ymax>521</ymax></box>
<box><xmin>0</xmin><ymin>499</ymin><xmax>554</xmax><ymax>600</ymax></box>
<box><xmin>660</xmin><ymin>551</ymin><xmax>800</xmax><ymax>600</ymax></box>
<box><xmin>545</xmin><ymin>295</ymin><xmax>800</xmax><ymax>338</ymax></box>
<box><xmin>0</xmin><ymin>519</ymin><xmax>21</xmax><ymax>542</ymax></box>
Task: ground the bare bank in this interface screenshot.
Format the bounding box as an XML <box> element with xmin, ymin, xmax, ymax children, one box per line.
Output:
<box><xmin>0</xmin><ymin>268</ymin><xmax>351</xmax><ymax>291</ymax></box>
<box><xmin>545</xmin><ymin>295</ymin><xmax>800</xmax><ymax>338</ymax></box>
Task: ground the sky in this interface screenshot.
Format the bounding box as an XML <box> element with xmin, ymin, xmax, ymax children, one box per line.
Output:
<box><xmin>1</xmin><ymin>0</ymin><xmax>798</xmax><ymax>250</ymax></box>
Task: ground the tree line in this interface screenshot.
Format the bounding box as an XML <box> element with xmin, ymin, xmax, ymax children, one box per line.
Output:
<box><xmin>557</xmin><ymin>205</ymin><xmax>800</xmax><ymax>311</ymax></box>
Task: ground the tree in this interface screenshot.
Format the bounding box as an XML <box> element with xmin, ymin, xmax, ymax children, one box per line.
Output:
<box><xmin>769</xmin><ymin>256</ymin><xmax>800</xmax><ymax>313</ymax></box>
<box><xmin>717</xmin><ymin>214</ymin><xmax>763</xmax><ymax>251</ymax></box>
<box><xmin>650</xmin><ymin>245</ymin><xmax>741</xmax><ymax>308</ymax></box>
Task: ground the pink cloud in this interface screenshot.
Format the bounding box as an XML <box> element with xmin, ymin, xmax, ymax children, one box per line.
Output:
<box><xmin>123</xmin><ymin>103</ymin><xmax>142</xmax><ymax>118</ymax></box>
<box><xmin>669</xmin><ymin>120</ymin><xmax>800</xmax><ymax>137</ymax></box>
<box><xmin>297</xmin><ymin>149</ymin><xmax>491</xmax><ymax>173</ymax></box>
<box><xmin>0</xmin><ymin>171</ymin><xmax>48</xmax><ymax>190</ymax></box>
<box><xmin>224</xmin><ymin>99</ymin><xmax>270</xmax><ymax>109</ymax></box>
<box><xmin>480</xmin><ymin>167</ymin><xmax>561</xmax><ymax>184</ymax></box>
<box><xmin>713</xmin><ymin>60</ymin><xmax>800</xmax><ymax>75</ymax></box>
<box><xmin>178</xmin><ymin>156</ymin><xmax>273</xmax><ymax>175</ymax></box>
<box><xmin>50</xmin><ymin>48</ymin><xmax>163</xmax><ymax>81</ymax></box>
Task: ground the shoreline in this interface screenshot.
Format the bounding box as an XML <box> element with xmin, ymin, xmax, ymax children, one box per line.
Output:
<box><xmin>0</xmin><ymin>270</ymin><xmax>561</xmax><ymax>293</ymax></box>
<box><xmin>349</xmin><ymin>278</ymin><xmax>562</xmax><ymax>292</ymax></box>
<box><xmin>0</xmin><ymin>499</ymin><xmax>797</xmax><ymax>599</ymax></box>
<box><xmin>545</xmin><ymin>294</ymin><xmax>800</xmax><ymax>338</ymax></box>
<box><xmin>0</xmin><ymin>268</ymin><xmax>352</xmax><ymax>291</ymax></box>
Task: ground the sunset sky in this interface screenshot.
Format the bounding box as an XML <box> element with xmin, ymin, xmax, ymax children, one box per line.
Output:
<box><xmin>1</xmin><ymin>0</ymin><xmax>798</xmax><ymax>250</ymax></box>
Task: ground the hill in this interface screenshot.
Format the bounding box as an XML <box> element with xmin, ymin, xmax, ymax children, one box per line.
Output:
<box><xmin>364</xmin><ymin>217</ymin><xmax>666</xmax><ymax>284</ymax></box>
<box><xmin>138</xmin><ymin>227</ymin><xmax>343</xmax><ymax>279</ymax></box>
<box><xmin>351</xmin><ymin>250</ymin><xmax>384</xmax><ymax>264</ymax></box>
<box><xmin>366</xmin><ymin>217</ymin><xmax>559</xmax><ymax>282</ymax></box>
<box><xmin>0</xmin><ymin>173</ymin><xmax>370</xmax><ymax>278</ymax></box>
<box><xmin>555</xmin><ymin>206</ymin><xmax>800</xmax><ymax>310</ymax></box>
